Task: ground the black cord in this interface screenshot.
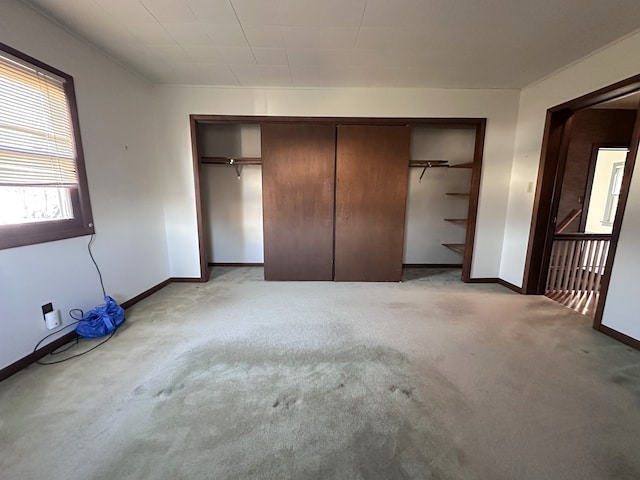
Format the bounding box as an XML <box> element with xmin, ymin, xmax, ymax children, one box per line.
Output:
<box><xmin>36</xmin><ymin>330</ymin><xmax>115</xmax><ymax>365</ymax></box>
<box><xmin>88</xmin><ymin>233</ymin><xmax>106</xmax><ymax>298</ymax></box>
<box><xmin>33</xmin><ymin>233</ymin><xmax>118</xmax><ymax>365</ymax></box>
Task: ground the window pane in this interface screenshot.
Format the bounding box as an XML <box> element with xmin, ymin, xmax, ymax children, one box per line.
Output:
<box><xmin>0</xmin><ymin>186</ymin><xmax>72</xmax><ymax>225</ymax></box>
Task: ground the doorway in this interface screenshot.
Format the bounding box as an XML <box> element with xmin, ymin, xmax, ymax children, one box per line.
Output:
<box><xmin>524</xmin><ymin>74</ymin><xmax>640</xmax><ymax>345</ymax></box>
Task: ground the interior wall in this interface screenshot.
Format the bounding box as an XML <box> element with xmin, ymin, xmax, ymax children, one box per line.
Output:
<box><xmin>404</xmin><ymin>127</ymin><xmax>476</xmax><ymax>264</ymax></box>
<box><xmin>0</xmin><ymin>1</ymin><xmax>169</xmax><ymax>369</ymax></box>
<box><xmin>556</xmin><ymin>109</ymin><xmax>636</xmax><ymax>233</ymax></box>
<box><xmin>155</xmin><ymin>86</ymin><xmax>520</xmax><ymax>279</ymax></box>
<box><xmin>500</xmin><ymin>30</ymin><xmax>640</xmax><ymax>341</ymax></box>
<box><xmin>199</xmin><ymin>124</ymin><xmax>263</xmax><ymax>263</ymax></box>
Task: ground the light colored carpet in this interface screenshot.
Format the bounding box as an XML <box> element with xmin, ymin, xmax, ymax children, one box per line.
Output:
<box><xmin>1</xmin><ymin>267</ymin><xmax>640</xmax><ymax>479</ymax></box>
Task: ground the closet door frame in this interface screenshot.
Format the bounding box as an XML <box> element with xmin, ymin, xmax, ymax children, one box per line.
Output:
<box><xmin>190</xmin><ymin>115</ymin><xmax>486</xmax><ymax>282</ymax></box>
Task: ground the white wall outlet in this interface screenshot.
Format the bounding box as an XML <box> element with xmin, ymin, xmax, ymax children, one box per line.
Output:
<box><xmin>42</xmin><ymin>302</ymin><xmax>61</xmax><ymax>330</ymax></box>
<box><xmin>44</xmin><ymin>310</ymin><xmax>61</xmax><ymax>330</ymax></box>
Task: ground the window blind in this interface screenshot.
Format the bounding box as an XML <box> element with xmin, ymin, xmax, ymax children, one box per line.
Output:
<box><xmin>0</xmin><ymin>51</ymin><xmax>78</xmax><ymax>187</ymax></box>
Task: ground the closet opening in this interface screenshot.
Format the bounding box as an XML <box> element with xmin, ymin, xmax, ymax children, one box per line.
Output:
<box><xmin>190</xmin><ymin>116</ymin><xmax>485</xmax><ymax>283</ymax></box>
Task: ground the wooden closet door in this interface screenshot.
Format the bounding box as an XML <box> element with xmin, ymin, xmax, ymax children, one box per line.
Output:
<box><xmin>261</xmin><ymin>124</ymin><xmax>336</xmax><ymax>280</ymax></box>
<box><xmin>334</xmin><ymin>125</ymin><xmax>410</xmax><ymax>281</ymax></box>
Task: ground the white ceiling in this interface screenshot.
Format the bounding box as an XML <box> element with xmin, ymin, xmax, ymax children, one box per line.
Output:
<box><xmin>21</xmin><ymin>0</ymin><xmax>640</xmax><ymax>89</ymax></box>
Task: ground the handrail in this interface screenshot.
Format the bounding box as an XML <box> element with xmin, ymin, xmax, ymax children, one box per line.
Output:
<box><xmin>554</xmin><ymin>233</ymin><xmax>612</xmax><ymax>241</ymax></box>
<box><xmin>555</xmin><ymin>208</ymin><xmax>582</xmax><ymax>233</ymax></box>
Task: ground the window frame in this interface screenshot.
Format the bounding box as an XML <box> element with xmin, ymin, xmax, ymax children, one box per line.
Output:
<box><xmin>0</xmin><ymin>42</ymin><xmax>94</xmax><ymax>250</ymax></box>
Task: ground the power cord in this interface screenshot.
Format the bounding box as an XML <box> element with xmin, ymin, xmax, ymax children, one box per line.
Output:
<box><xmin>88</xmin><ymin>233</ymin><xmax>106</xmax><ymax>298</ymax></box>
<box><xmin>33</xmin><ymin>233</ymin><xmax>118</xmax><ymax>365</ymax></box>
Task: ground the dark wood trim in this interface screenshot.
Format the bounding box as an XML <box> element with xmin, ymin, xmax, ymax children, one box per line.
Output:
<box><xmin>208</xmin><ymin>262</ymin><xmax>264</xmax><ymax>267</ymax></box>
<box><xmin>593</xmin><ymin>106</ymin><xmax>640</xmax><ymax>331</ymax></box>
<box><xmin>467</xmin><ymin>277</ymin><xmax>524</xmax><ymax>293</ymax></box>
<box><xmin>498</xmin><ymin>278</ymin><xmax>524</xmax><ymax>293</ymax></box>
<box><xmin>523</xmin><ymin>109</ymin><xmax>574</xmax><ymax>294</ymax></box>
<box><xmin>467</xmin><ymin>277</ymin><xmax>499</xmax><ymax>283</ymax></box>
<box><xmin>120</xmin><ymin>279</ymin><xmax>171</xmax><ymax>310</ymax></box>
<box><xmin>551</xmin><ymin>72</ymin><xmax>640</xmax><ymax>113</ymax></box>
<box><xmin>597</xmin><ymin>324</ymin><xmax>640</xmax><ymax>351</ymax></box>
<box><xmin>0</xmin><ymin>42</ymin><xmax>95</xmax><ymax>250</ymax></box>
<box><xmin>462</xmin><ymin>120</ymin><xmax>485</xmax><ymax>282</ymax></box>
<box><xmin>192</xmin><ymin>115</ymin><xmax>486</xmax><ymax>285</ymax></box>
<box><xmin>191</xmin><ymin>115</ymin><xmax>485</xmax><ymax>128</ymax></box>
<box><xmin>402</xmin><ymin>263</ymin><xmax>462</xmax><ymax>268</ymax></box>
<box><xmin>170</xmin><ymin>277</ymin><xmax>206</xmax><ymax>283</ymax></box>
<box><xmin>190</xmin><ymin>117</ymin><xmax>209</xmax><ymax>283</ymax></box>
<box><xmin>554</xmin><ymin>233</ymin><xmax>612</xmax><ymax>240</ymax></box>
<box><xmin>0</xmin><ymin>331</ymin><xmax>77</xmax><ymax>382</ymax></box>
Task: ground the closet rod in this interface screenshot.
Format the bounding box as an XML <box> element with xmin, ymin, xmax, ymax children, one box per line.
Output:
<box><xmin>200</xmin><ymin>156</ymin><xmax>262</xmax><ymax>165</ymax></box>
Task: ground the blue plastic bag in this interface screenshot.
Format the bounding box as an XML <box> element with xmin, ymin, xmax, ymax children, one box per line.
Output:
<box><xmin>75</xmin><ymin>296</ymin><xmax>125</xmax><ymax>338</ymax></box>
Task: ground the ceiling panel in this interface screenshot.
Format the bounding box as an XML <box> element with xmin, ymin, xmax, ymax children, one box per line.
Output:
<box><xmin>230</xmin><ymin>0</ymin><xmax>280</xmax><ymax>26</ymax></box>
<box><xmin>182</xmin><ymin>46</ymin><xmax>225</xmax><ymax>63</ymax></box>
<box><xmin>216</xmin><ymin>47</ymin><xmax>256</xmax><ymax>65</ymax></box>
<box><xmin>282</xmin><ymin>27</ymin><xmax>359</xmax><ymax>49</ymax></box>
<box><xmin>243</xmin><ymin>26</ymin><xmax>284</xmax><ymax>48</ymax></box>
<box><xmin>286</xmin><ymin>49</ymin><xmax>356</xmax><ymax>67</ymax></box>
<box><xmin>199</xmin><ymin>23</ymin><xmax>248</xmax><ymax>47</ymax></box>
<box><xmin>253</xmin><ymin>48</ymin><xmax>288</xmax><ymax>65</ymax></box>
<box><xmin>139</xmin><ymin>0</ymin><xmax>197</xmax><ymax>23</ymax></box>
<box><xmin>277</xmin><ymin>0</ymin><xmax>366</xmax><ymax>27</ymax></box>
<box><xmin>22</xmin><ymin>0</ymin><xmax>640</xmax><ymax>89</ymax></box>
<box><xmin>93</xmin><ymin>0</ymin><xmax>155</xmax><ymax>22</ymax></box>
<box><xmin>185</xmin><ymin>0</ymin><xmax>238</xmax><ymax>24</ymax></box>
<box><xmin>230</xmin><ymin>64</ymin><xmax>292</xmax><ymax>86</ymax></box>
<box><xmin>162</xmin><ymin>22</ymin><xmax>211</xmax><ymax>44</ymax></box>
<box><xmin>128</xmin><ymin>22</ymin><xmax>177</xmax><ymax>45</ymax></box>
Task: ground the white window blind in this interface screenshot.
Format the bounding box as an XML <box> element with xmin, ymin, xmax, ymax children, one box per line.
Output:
<box><xmin>0</xmin><ymin>51</ymin><xmax>78</xmax><ymax>187</ymax></box>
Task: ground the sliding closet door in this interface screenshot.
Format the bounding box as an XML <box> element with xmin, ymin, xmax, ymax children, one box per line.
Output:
<box><xmin>334</xmin><ymin>125</ymin><xmax>410</xmax><ymax>281</ymax></box>
<box><xmin>261</xmin><ymin>124</ymin><xmax>336</xmax><ymax>280</ymax></box>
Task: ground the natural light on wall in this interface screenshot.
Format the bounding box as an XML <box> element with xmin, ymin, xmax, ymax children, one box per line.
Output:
<box><xmin>584</xmin><ymin>147</ymin><xmax>629</xmax><ymax>234</ymax></box>
<box><xmin>0</xmin><ymin>50</ymin><xmax>77</xmax><ymax>226</ymax></box>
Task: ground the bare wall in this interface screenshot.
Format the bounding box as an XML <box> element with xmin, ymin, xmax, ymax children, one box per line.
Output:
<box><xmin>0</xmin><ymin>1</ymin><xmax>169</xmax><ymax>370</ymax></box>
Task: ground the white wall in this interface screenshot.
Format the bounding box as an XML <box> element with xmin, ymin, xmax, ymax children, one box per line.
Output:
<box><xmin>404</xmin><ymin>127</ymin><xmax>476</xmax><ymax>264</ymax></box>
<box><xmin>0</xmin><ymin>1</ymin><xmax>169</xmax><ymax>369</ymax></box>
<box><xmin>202</xmin><ymin>165</ymin><xmax>264</xmax><ymax>263</ymax></box>
<box><xmin>155</xmin><ymin>86</ymin><xmax>520</xmax><ymax>279</ymax></box>
<box><xmin>501</xmin><ymin>31</ymin><xmax>640</xmax><ymax>340</ymax></box>
<box><xmin>500</xmin><ymin>31</ymin><xmax>640</xmax><ymax>287</ymax></box>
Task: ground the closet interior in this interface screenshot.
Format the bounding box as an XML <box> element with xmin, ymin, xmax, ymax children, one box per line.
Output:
<box><xmin>192</xmin><ymin>116</ymin><xmax>485</xmax><ymax>282</ymax></box>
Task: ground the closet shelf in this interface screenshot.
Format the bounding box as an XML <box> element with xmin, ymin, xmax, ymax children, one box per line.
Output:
<box><xmin>442</xmin><ymin>243</ymin><xmax>465</xmax><ymax>255</ymax></box>
<box><xmin>444</xmin><ymin>218</ymin><xmax>468</xmax><ymax>225</ymax></box>
<box><xmin>200</xmin><ymin>156</ymin><xmax>262</xmax><ymax>165</ymax></box>
<box><xmin>449</xmin><ymin>161</ymin><xmax>473</xmax><ymax>169</ymax></box>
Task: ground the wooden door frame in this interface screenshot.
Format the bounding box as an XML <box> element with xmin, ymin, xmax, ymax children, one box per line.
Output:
<box><xmin>189</xmin><ymin>114</ymin><xmax>486</xmax><ymax>282</ymax></box>
<box><xmin>522</xmin><ymin>73</ymin><xmax>640</xmax><ymax>345</ymax></box>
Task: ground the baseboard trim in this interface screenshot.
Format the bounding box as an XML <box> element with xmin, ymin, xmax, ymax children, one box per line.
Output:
<box><xmin>120</xmin><ymin>279</ymin><xmax>171</xmax><ymax>310</ymax></box>
<box><xmin>1</xmin><ymin>278</ymin><xmax>174</xmax><ymax>383</ymax></box>
<box><xmin>467</xmin><ymin>277</ymin><xmax>499</xmax><ymax>283</ymax></box>
<box><xmin>498</xmin><ymin>279</ymin><xmax>524</xmax><ymax>294</ymax></box>
<box><xmin>402</xmin><ymin>263</ymin><xmax>462</xmax><ymax>268</ymax></box>
<box><xmin>0</xmin><ymin>331</ymin><xmax>77</xmax><ymax>383</ymax></box>
<box><xmin>208</xmin><ymin>262</ymin><xmax>264</xmax><ymax>267</ymax></box>
<box><xmin>170</xmin><ymin>277</ymin><xmax>207</xmax><ymax>283</ymax></box>
<box><xmin>468</xmin><ymin>277</ymin><xmax>524</xmax><ymax>294</ymax></box>
<box><xmin>597</xmin><ymin>324</ymin><xmax>640</xmax><ymax>351</ymax></box>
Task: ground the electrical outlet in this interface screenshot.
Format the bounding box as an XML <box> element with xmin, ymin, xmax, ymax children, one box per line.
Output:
<box><xmin>527</xmin><ymin>181</ymin><xmax>534</xmax><ymax>193</ymax></box>
<box><xmin>42</xmin><ymin>302</ymin><xmax>60</xmax><ymax>330</ymax></box>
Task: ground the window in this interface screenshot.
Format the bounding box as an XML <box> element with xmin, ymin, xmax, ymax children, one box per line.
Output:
<box><xmin>0</xmin><ymin>42</ymin><xmax>93</xmax><ymax>250</ymax></box>
<box><xmin>602</xmin><ymin>161</ymin><xmax>625</xmax><ymax>226</ymax></box>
